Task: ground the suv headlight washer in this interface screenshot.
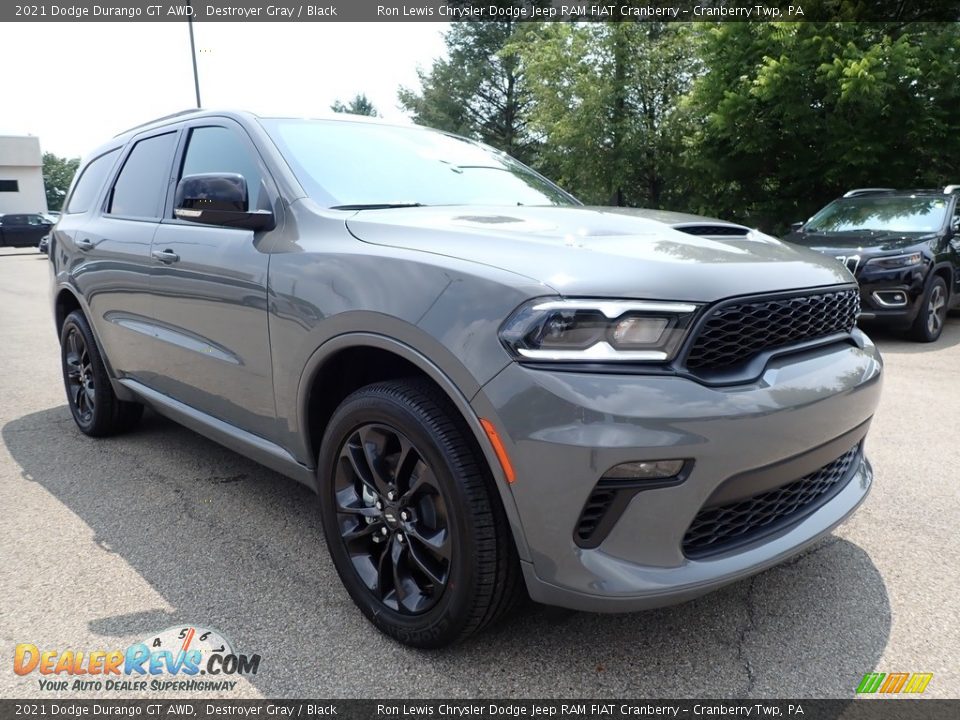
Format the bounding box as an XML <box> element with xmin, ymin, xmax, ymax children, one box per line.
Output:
<box><xmin>499</xmin><ymin>298</ymin><xmax>700</xmax><ymax>363</ymax></box>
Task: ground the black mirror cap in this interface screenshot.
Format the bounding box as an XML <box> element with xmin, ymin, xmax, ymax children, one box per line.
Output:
<box><xmin>174</xmin><ymin>173</ymin><xmax>275</xmax><ymax>231</ymax></box>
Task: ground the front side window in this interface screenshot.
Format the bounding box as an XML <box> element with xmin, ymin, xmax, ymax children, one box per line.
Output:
<box><xmin>179</xmin><ymin>126</ymin><xmax>265</xmax><ymax>212</ymax></box>
<box><xmin>806</xmin><ymin>197</ymin><xmax>949</xmax><ymax>234</ymax></box>
<box><xmin>108</xmin><ymin>133</ymin><xmax>178</xmax><ymax>219</ymax></box>
<box><xmin>260</xmin><ymin>118</ymin><xmax>576</xmax><ymax>208</ymax></box>
<box><xmin>65</xmin><ymin>149</ymin><xmax>120</xmax><ymax>215</ymax></box>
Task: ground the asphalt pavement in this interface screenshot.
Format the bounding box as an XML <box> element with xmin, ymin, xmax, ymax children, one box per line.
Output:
<box><xmin>1</xmin><ymin>246</ymin><xmax>957</xmax><ymax>699</ymax></box>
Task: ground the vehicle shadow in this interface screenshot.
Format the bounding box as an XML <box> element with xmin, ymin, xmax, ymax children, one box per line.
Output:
<box><xmin>2</xmin><ymin>407</ymin><xmax>891</xmax><ymax>699</ymax></box>
<box><xmin>864</xmin><ymin>314</ymin><xmax>960</xmax><ymax>354</ymax></box>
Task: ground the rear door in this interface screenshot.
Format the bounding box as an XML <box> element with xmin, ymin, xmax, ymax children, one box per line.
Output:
<box><xmin>145</xmin><ymin>119</ymin><xmax>278</xmax><ymax>439</ymax></box>
<box><xmin>74</xmin><ymin>130</ymin><xmax>180</xmax><ymax>380</ymax></box>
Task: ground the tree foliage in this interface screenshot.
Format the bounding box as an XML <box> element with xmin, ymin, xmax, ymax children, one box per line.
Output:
<box><xmin>331</xmin><ymin>93</ymin><xmax>378</xmax><ymax>117</ymax></box>
<box><xmin>398</xmin><ymin>3</ymin><xmax>552</xmax><ymax>164</ymax></box>
<box><xmin>510</xmin><ymin>21</ymin><xmax>697</xmax><ymax>206</ymax></box>
<box><xmin>399</xmin><ymin>19</ymin><xmax>960</xmax><ymax>232</ymax></box>
<box><xmin>42</xmin><ymin>153</ymin><xmax>80</xmax><ymax>211</ymax></box>
<box><xmin>679</xmin><ymin>22</ymin><xmax>960</xmax><ymax>230</ymax></box>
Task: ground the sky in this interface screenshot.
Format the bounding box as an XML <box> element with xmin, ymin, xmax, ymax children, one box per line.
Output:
<box><xmin>0</xmin><ymin>22</ymin><xmax>449</xmax><ymax>158</ymax></box>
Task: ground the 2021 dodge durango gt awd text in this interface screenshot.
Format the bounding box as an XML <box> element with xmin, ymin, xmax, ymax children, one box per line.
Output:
<box><xmin>49</xmin><ymin>111</ymin><xmax>882</xmax><ymax>648</ymax></box>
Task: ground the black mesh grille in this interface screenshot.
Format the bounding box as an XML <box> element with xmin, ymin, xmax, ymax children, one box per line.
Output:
<box><xmin>682</xmin><ymin>445</ymin><xmax>861</xmax><ymax>558</ymax></box>
<box><xmin>684</xmin><ymin>288</ymin><xmax>860</xmax><ymax>371</ymax></box>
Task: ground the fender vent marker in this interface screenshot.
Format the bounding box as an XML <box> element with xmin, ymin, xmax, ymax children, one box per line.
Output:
<box><xmin>480</xmin><ymin>418</ymin><xmax>516</xmax><ymax>484</ymax></box>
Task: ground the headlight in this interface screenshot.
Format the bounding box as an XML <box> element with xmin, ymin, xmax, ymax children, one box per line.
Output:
<box><xmin>864</xmin><ymin>252</ymin><xmax>923</xmax><ymax>270</ymax></box>
<box><xmin>499</xmin><ymin>298</ymin><xmax>699</xmax><ymax>362</ymax></box>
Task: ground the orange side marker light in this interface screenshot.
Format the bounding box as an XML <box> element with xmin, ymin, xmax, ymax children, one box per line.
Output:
<box><xmin>480</xmin><ymin>418</ymin><xmax>516</xmax><ymax>484</ymax></box>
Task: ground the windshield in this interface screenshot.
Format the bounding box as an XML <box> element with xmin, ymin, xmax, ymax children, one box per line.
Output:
<box><xmin>260</xmin><ymin>118</ymin><xmax>576</xmax><ymax>208</ymax></box>
<box><xmin>805</xmin><ymin>196</ymin><xmax>948</xmax><ymax>233</ymax></box>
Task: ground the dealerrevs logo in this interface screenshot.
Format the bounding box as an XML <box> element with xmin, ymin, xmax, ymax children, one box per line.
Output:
<box><xmin>14</xmin><ymin>625</ymin><xmax>261</xmax><ymax>693</ymax></box>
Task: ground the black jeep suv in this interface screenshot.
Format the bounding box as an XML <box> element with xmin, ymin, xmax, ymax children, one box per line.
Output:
<box><xmin>785</xmin><ymin>187</ymin><xmax>960</xmax><ymax>342</ymax></box>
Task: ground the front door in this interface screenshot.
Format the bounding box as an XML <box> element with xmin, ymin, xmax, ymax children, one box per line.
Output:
<box><xmin>146</xmin><ymin>121</ymin><xmax>279</xmax><ymax>440</ymax></box>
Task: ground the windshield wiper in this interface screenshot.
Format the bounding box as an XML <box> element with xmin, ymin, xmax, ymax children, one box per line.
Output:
<box><xmin>331</xmin><ymin>202</ymin><xmax>426</xmax><ymax>211</ymax></box>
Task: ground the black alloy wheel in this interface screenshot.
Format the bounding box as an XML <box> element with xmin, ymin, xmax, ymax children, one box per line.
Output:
<box><xmin>334</xmin><ymin>422</ymin><xmax>451</xmax><ymax>614</ymax></box>
<box><xmin>910</xmin><ymin>276</ymin><xmax>948</xmax><ymax>342</ymax></box>
<box><xmin>60</xmin><ymin>310</ymin><xmax>144</xmax><ymax>436</ymax></box>
<box><xmin>318</xmin><ymin>379</ymin><xmax>522</xmax><ymax>648</ymax></box>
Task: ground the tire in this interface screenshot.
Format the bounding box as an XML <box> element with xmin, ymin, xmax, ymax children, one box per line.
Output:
<box><xmin>909</xmin><ymin>276</ymin><xmax>948</xmax><ymax>342</ymax></box>
<box><xmin>317</xmin><ymin>378</ymin><xmax>523</xmax><ymax>648</ymax></box>
<box><xmin>60</xmin><ymin>310</ymin><xmax>144</xmax><ymax>437</ymax></box>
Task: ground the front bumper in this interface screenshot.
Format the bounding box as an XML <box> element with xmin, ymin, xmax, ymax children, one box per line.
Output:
<box><xmin>471</xmin><ymin>331</ymin><xmax>883</xmax><ymax>612</ymax></box>
<box><xmin>856</xmin><ymin>267</ymin><xmax>927</xmax><ymax>328</ymax></box>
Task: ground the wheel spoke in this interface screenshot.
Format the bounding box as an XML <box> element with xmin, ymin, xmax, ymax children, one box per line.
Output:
<box><xmin>394</xmin><ymin>437</ymin><xmax>421</xmax><ymax>493</ymax></box>
<box><xmin>342</xmin><ymin>521</ymin><xmax>380</xmax><ymax>544</ymax></box>
<box><xmin>407</xmin><ymin>526</ymin><xmax>451</xmax><ymax>562</ymax></box>
<box><xmin>358</xmin><ymin>426</ymin><xmax>394</xmax><ymax>495</ymax></box>
<box><xmin>400</xmin><ymin>461</ymin><xmax>433</xmax><ymax>502</ymax></box>
<box><xmin>337</xmin><ymin>503</ymin><xmax>380</xmax><ymax>518</ymax></box>
<box><xmin>342</xmin><ymin>441</ymin><xmax>379</xmax><ymax>497</ymax></box>
<box><xmin>376</xmin><ymin>536</ymin><xmax>395</xmax><ymax>602</ymax></box>
<box><xmin>405</xmin><ymin>538</ymin><xmax>447</xmax><ymax>586</ymax></box>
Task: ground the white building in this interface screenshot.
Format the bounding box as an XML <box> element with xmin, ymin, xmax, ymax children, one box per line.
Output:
<box><xmin>0</xmin><ymin>136</ymin><xmax>47</xmax><ymax>214</ymax></box>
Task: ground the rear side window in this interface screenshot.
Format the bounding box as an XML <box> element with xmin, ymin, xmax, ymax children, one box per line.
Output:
<box><xmin>108</xmin><ymin>132</ymin><xmax>178</xmax><ymax>219</ymax></box>
<box><xmin>65</xmin><ymin>149</ymin><xmax>119</xmax><ymax>214</ymax></box>
<box><xmin>179</xmin><ymin>126</ymin><xmax>265</xmax><ymax>211</ymax></box>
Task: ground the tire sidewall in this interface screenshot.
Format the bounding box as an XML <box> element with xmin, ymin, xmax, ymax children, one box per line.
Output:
<box><xmin>317</xmin><ymin>390</ymin><xmax>481</xmax><ymax>645</ymax></box>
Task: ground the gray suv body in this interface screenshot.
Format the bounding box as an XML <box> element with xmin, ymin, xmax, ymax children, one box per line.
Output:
<box><xmin>49</xmin><ymin>110</ymin><xmax>882</xmax><ymax>647</ymax></box>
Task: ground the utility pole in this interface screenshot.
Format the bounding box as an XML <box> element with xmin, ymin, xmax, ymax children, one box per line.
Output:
<box><xmin>187</xmin><ymin>0</ymin><xmax>202</xmax><ymax>107</ymax></box>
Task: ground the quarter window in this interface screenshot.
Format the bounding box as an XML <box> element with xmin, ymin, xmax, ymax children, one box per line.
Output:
<box><xmin>108</xmin><ymin>133</ymin><xmax>178</xmax><ymax>219</ymax></box>
<box><xmin>64</xmin><ymin>149</ymin><xmax>120</xmax><ymax>214</ymax></box>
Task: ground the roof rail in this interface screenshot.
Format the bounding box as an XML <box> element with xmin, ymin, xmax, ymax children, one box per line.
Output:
<box><xmin>944</xmin><ymin>185</ymin><xmax>960</xmax><ymax>195</ymax></box>
<box><xmin>113</xmin><ymin>109</ymin><xmax>203</xmax><ymax>138</ymax></box>
<box><xmin>842</xmin><ymin>188</ymin><xmax>897</xmax><ymax>198</ymax></box>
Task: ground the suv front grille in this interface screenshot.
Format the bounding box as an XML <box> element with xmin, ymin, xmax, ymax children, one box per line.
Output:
<box><xmin>684</xmin><ymin>287</ymin><xmax>859</xmax><ymax>371</ymax></box>
<box><xmin>682</xmin><ymin>445</ymin><xmax>861</xmax><ymax>558</ymax></box>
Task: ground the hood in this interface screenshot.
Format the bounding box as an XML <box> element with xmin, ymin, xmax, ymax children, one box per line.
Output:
<box><xmin>345</xmin><ymin>206</ymin><xmax>850</xmax><ymax>302</ymax></box>
<box><xmin>786</xmin><ymin>230</ymin><xmax>936</xmax><ymax>254</ymax></box>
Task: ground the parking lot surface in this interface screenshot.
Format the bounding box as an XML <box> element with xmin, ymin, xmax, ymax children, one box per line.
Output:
<box><xmin>1</xmin><ymin>246</ymin><xmax>958</xmax><ymax>699</ymax></box>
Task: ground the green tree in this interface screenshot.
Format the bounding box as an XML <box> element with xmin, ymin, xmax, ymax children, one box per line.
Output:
<box><xmin>398</xmin><ymin>3</ymin><xmax>552</xmax><ymax>164</ymax></box>
<box><xmin>42</xmin><ymin>153</ymin><xmax>80</xmax><ymax>211</ymax></box>
<box><xmin>331</xmin><ymin>93</ymin><xmax>378</xmax><ymax>117</ymax></box>
<box><xmin>678</xmin><ymin>22</ymin><xmax>960</xmax><ymax>231</ymax></box>
<box><xmin>511</xmin><ymin>21</ymin><xmax>698</xmax><ymax>206</ymax></box>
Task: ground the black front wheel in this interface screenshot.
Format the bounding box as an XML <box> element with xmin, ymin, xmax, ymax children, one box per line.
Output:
<box><xmin>909</xmin><ymin>276</ymin><xmax>948</xmax><ymax>342</ymax></box>
<box><xmin>60</xmin><ymin>310</ymin><xmax>143</xmax><ymax>436</ymax></box>
<box><xmin>318</xmin><ymin>379</ymin><xmax>522</xmax><ymax>648</ymax></box>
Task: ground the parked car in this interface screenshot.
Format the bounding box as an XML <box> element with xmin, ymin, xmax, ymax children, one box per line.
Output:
<box><xmin>0</xmin><ymin>212</ymin><xmax>54</xmax><ymax>247</ymax></box>
<box><xmin>50</xmin><ymin>110</ymin><xmax>882</xmax><ymax>647</ymax></box>
<box><xmin>785</xmin><ymin>187</ymin><xmax>960</xmax><ymax>341</ymax></box>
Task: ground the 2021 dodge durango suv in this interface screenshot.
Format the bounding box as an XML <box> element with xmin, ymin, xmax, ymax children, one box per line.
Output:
<box><xmin>50</xmin><ymin>110</ymin><xmax>882</xmax><ymax>647</ymax></box>
<box><xmin>785</xmin><ymin>187</ymin><xmax>960</xmax><ymax>342</ymax></box>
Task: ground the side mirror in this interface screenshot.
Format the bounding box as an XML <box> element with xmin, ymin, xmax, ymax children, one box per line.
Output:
<box><xmin>174</xmin><ymin>173</ymin><xmax>274</xmax><ymax>231</ymax></box>
<box><xmin>790</xmin><ymin>221</ymin><xmax>804</xmax><ymax>232</ymax></box>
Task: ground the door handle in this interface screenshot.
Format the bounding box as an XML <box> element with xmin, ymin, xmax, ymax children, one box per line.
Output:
<box><xmin>77</xmin><ymin>238</ymin><xmax>95</xmax><ymax>251</ymax></box>
<box><xmin>151</xmin><ymin>249</ymin><xmax>180</xmax><ymax>264</ymax></box>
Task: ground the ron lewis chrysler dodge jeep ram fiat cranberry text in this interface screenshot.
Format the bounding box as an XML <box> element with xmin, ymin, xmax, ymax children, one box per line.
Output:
<box><xmin>49</xmin><ymin>111</ymin><xmax>882</xmax><ymax>647</ymax></box>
